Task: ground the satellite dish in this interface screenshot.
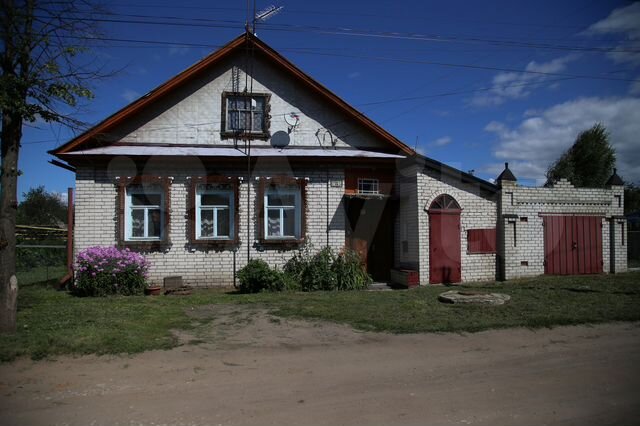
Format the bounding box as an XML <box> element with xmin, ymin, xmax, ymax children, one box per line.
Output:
<box><xmin>284</xmin><ymin>112</ymin><xmax>300</xmax><ymax>128</ymax></box>
<box><xmin>270</xmin><ymin>130</ymin><xmax>290</xmax><ymax>148</ymax></box>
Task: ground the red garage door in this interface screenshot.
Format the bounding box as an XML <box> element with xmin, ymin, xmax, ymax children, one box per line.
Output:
<box><xmin>543</xmin><ymin>216</ymin><xmax>603</xmax><ymax>275</ymax></box>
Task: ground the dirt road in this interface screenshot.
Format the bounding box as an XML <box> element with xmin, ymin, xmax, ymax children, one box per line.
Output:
<box><xmin>1</xmin><ymin>306</ymin><xmax>639</xmax><ymax>426</ymax></box>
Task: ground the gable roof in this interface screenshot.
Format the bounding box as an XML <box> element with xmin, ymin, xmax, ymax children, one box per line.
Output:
<box><xmin>50</xmin><ymin>32</ymin><xmax>414</xmax><ymax>156</ymax></box>
<box><xmin>411</xmin><ymin>154</ymin><xmax>498</xmax><ymax>194</ymax></box>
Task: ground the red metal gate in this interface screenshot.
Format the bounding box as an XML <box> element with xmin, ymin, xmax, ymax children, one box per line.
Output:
<box><xmin>543</xmin><ymin>216</ymin><xmax>603</xmax><ymax>275</ymax></box>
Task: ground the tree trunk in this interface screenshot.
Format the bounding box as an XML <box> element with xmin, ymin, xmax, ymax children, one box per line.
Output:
<box><xmin>0</xmin><ymin>111</ymin><xmax>22</xmax><ymax>333</ymax></box>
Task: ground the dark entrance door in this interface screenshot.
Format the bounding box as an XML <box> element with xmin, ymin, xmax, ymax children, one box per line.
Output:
<box><xmin>428</xmin><ymin>195</ymin><xmax>461</xmax><ymax>284</ymax></box>
<box><xmin>543</xmin><ymin>215</ymin><xmax>603</xmax><ymax>275</ymax></box>
<box><xmin>345</xmin><ymin>197</ymin><xmax>394</xmax><ymax>282</ymax></box>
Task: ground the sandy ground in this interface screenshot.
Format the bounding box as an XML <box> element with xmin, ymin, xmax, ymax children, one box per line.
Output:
<box><xmin>1</xmin><ymin>305</ymin><xmax>639</xmax><ymax>426</ymax></box>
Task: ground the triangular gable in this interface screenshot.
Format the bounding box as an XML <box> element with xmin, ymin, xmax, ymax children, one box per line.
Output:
<box><xmin>51</xmin><ymin>32</ymin><xmax>414</xmax><ymax>156</ymax></box>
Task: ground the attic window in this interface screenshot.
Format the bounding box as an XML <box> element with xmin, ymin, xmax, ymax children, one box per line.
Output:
<box><xmin>221</xmin><ymin>92</ymin><xmax>270</xmax><ymax>138</ymax></box>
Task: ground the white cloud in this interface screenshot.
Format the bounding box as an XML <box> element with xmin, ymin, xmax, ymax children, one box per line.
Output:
<box><xmin>484</xmin><ymin>96</ymin><xmax>640</xmax><ymax>184</ymax></box>
<box><xmin>431</xmin><ymin>136</ymin><xmax>452</xmax><ymax>147</ymax></box>
<box><xmin>348</xmin><ymin>71</ymin><xmax>361</xmax><ymax>79</ymax></box>
<box><xmin>121</xmin><ymin>89</ymin><xmax>141</xmax><ymax>103</ymax></box>
<box><xmin>470</xmin><ymin>55</ymin><xmax>578</xmax><ymax>107</ymax></box>
<box><xmin>584</xmin><ymin>2</ymin><xmax>640</xmax><ymax>65</ymax></box>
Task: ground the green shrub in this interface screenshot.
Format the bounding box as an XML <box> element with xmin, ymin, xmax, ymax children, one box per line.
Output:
<box><xmin>284</xmin><ymin>247</ymin><xmax>371</xmax><ymax>291</ymax></box>
<box><xmin>300</xmin><ymin>247</ymin><xmax>337</xmax><ymax>291</ymax></box>
<box><xmin>333</xmin><ymin>249</ymin><xmax>372</xmax><ymax>290</ymax></box>
<box><xmin>238</xmin><ymin>259</ymin><xmax>286</xmax><ymax>293</ymax></box>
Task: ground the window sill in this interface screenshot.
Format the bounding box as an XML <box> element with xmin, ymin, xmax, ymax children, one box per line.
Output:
<box><xmin>258</xmin><ymin>238</ymin><xmax>305</xmax><ymax>248</ymax></box>
<box><xmin>189</xmin><ymin>239</ymin><xmax>238</xmax><ymax>248</ymax></box>
<box><xmin>220</xmin><ymin>131</ymin><xmax>270</xmax><ymax>140</ymax></box>
<box><xmin>120</xmin><ymin>240</ymin><xmax>171</xmax><ymax>250</ymax></box>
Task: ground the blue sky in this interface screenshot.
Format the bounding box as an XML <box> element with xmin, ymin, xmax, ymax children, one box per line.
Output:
<box><xmin>19</xmin><ymin>0</ymin><xmax>640</xmax><ymax>200</ymax></box>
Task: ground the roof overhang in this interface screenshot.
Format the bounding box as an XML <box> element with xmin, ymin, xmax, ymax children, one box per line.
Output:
<box><xmin>57</xmin><ymin>145</ymin><xmax>405</xmax><ymax>159</ymax></box>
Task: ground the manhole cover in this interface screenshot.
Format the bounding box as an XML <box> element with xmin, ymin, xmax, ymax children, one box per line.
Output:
<box><xmin>438</xmin><ymin>290</ymin><xmax>510</xmax><ymax>305</ymax></box>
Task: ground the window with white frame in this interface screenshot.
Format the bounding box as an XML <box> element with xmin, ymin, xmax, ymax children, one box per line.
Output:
<box><xmin>196</xmin><ymin>184</ymin><xmax>234</xmax><ymax>239</ymax></box>
<box><xmin>125</xmin><ymin>187</ymin><xmax>164</xmax><ymax>241</ymax></box>
<box><xmin>264</xmin><ymin>187</ymin><xmax>301</xmax><ymax>239</ymax></box>
<box><xmin>224</xmin><ymin>93</ymin><xmax>268</xmax><ymax>134</ymax></box>
<box><xmin>357</xmin><ymin>178</ymin><xmax>379</xmax><ymax>195</ymax></box>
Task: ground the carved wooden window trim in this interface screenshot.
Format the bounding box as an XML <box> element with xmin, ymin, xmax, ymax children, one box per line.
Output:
<box><xmin>188</xmin><ymin>176</ymin><xmax>240</xmax><ymax>248</ymax></box>
<box><xmin>117</xmin><ymin>176</ymin><xmax>172</xmax><ymax>250</ymax></box>
<box><xmin>257</xmin><ymin>176</ymin><xmax>307</xmax><ymax>247</ymax></box>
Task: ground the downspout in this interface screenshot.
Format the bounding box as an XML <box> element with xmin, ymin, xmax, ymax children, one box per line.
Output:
<box><xmin>326</xmin><ymin>166</ymin><xmax>330</xmax><ymax>248</ymax></box>
<box><xmin>247</xmin><ymin>136</ymin><xmax>251</xmax><ymax>263</ymax></box>
<box><xmin>59</xmin><ymin>187</ymin><xmax>74</xmax><ymax>288</ymax></box>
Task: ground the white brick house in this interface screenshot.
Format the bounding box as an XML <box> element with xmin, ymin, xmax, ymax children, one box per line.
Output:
<box><xmin>50</xmin><ymin>33</ymin><xmax>628</xmax><ymax>287</ymax></box>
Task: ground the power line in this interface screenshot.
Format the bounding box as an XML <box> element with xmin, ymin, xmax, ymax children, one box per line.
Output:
<box><xmin>104</xmin><ymin>2</ymin><xmax>595</xmax><ymax>31</ymax></box>
<box><xmin>57</xmin><ymin>34</ymin><xmax>639</xmax><ymax>83</ymax></box>
<box><xmin>259</xmin><ymin>22</ymin><xmax>640</xmax><ymax>54</ymax></box>
<box><xmin>35</xmin><ymin>12</ymin><xmax>640</xmax><ymax>54</ymax></box>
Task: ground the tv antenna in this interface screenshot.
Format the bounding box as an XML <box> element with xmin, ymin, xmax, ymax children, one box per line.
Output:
<box><xmin>253</xmin><ymin>5</ymin><xmax>283</xmax><ymax>34</ymax></box>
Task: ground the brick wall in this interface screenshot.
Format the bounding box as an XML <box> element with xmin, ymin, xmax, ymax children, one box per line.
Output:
<box><xmin>414</xmin><ymin>168</ymin><xmax>498</xmax><ymax>284</ymax></box>
<box><xmin>499</xmin><ymin>178</ymin><xmax>626</xmax><ymax>279</ymax></box>
<box><xmin>74</xmin><ymin>162</ymin><xmax>346</xmax><ymax>287</ymax></box>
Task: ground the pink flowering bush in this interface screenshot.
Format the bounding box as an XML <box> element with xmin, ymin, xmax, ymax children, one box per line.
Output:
<box><xmin>74</xmin><ymin>246</ymin><xmax>150</xmax><ymax>296</ymax></box>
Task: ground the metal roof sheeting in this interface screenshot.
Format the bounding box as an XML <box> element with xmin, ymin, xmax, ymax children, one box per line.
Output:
<box><xmin>60</xmin><ymin>145</ymin><xmax>405</xmax><ymax>159</ymax></box>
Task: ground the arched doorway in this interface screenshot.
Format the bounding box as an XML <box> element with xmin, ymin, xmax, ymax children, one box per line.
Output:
<box><xmin>428</xmin><ymin>194</ymin><xmax>461</xmax><ymax>284</ymax></box>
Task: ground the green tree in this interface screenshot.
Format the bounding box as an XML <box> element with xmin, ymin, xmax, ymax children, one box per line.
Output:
<box><xmin>545</xmin><ymin>123</ymin><xmax>616</xmax><ymax>188</ymax></box>
<box><xmin>17</xmin><ymin>186</ymin><xmax>67</xmax><ymax>226</ymax></box>
<box><xmin>1</xmin><ymin>0</ymin><xmax>107</xmax><ymax>333</ymax></box>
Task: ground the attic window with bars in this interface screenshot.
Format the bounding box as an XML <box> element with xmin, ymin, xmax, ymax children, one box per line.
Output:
<box><xmin>221</xmin><ymin>92</ymin><xmax>270</xmax><ymax>138</ymax></box>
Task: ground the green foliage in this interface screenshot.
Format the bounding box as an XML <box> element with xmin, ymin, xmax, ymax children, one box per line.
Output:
<box><xmin>16</xmin><ymin>245</ymin><xmax>66</xmax><ymax>271</ymax></box>
<box><xmin>333</xmin><ymin>250</ymin><xmax>373</xmax><ymax>290</ymax></box>
<box><xmin>299</xmin><ymin>247</ymin><xmax>338</xmax><ymax>291</ymax></box>
<box><xmin>74</xmin><ymin>270</ymin><xmax>147</xmax><ymax>297</ymax></box>
<box><xmin>237</xmin><ymin>259</ymin><xmax>287</xmax><ymax>293</ymax></box>
<box><xmin>0</xmin><ymin>2</ymin><xmax>102</xmax><ymax>126</ymax></box>
<box><xmin>285</xmin><ymin>247</ymin><xmax>371</xmax><ymax>291</ymax></box>
<box><xmin>239</xmin><ymin>248</ymin><xmax>371</xmax><ymax>293</ymax></box>
<box><xmin>17</xmin><ymin>186</ymin><xmax>67</xmax><ymax>226</ymax></box>
<box><xmin>545</xmin><ymin>123</ymin><xmax>616</xmax><ymax>188</ymax></box>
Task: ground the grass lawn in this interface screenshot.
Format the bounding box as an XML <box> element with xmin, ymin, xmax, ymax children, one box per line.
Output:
<box><xmin>1</xmin><ymin>270</ymin><xmax>639</xmax><ymax>362</ymax></box>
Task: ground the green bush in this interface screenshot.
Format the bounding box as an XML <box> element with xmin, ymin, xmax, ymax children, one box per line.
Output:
<box><xmin>238</xmin><ymin>259</ymin><xmax>286</xmax><ymax>293</ymax></box>
<box><xmin>300</xmin><ymin>247</ymin><xmax>337</xmax><ymax>291</ymax></box>
<box><xmin>284</xmin><ymin>247</ymin><xmax>371</xmax><ymax>291</ymax></box>
<box><xmin>333</xmin><ymin>249</ymin><xmax>372</xmax><ymax>290</ymax></box>
<box><xmin>239</xmin><ymin>248</ymin><xmax>371</xmax><ymax>293</ymax></box>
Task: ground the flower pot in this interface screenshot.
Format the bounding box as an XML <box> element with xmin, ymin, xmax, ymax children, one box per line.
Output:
<box><xmin>144</xmin><ymin>286</ymin><xmax>163</xmax><ymax>296</ymax></box>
